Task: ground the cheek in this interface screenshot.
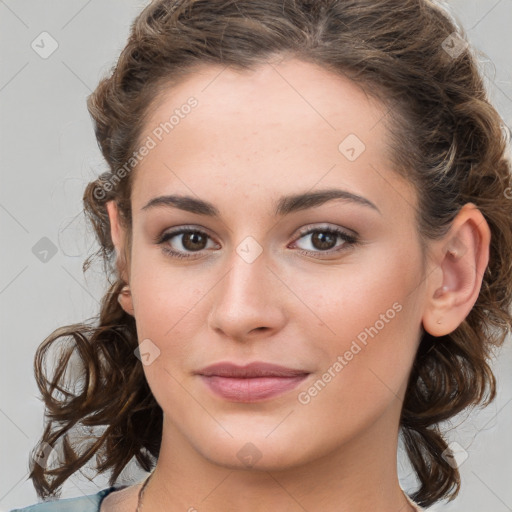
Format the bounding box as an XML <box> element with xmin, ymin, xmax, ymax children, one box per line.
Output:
<box><xmin>294</xmin><ymin>293</ymin><xmax>421</xmax><ymax>442</ymax></box>
<box><xmin>297</xmin><ymin>242</ymin><xmax>424</xmax><ymax>393</ymax></box>
<box><xmin>129</xmin><ymin>262</ymin><xmax>208</xmax><ymax>409</ymax></box>
<box><xmin>128</xmin><ymin>271</ymin><xmax>211</xmax><ymax>415</ymax></box>
<box><xmin>301</xmin><ymin>240</ymin><xmax>422</xmax><ymax>339</ymax></box>
<box><xmin>130</xmin><ymin>243</ymin><xmax>208</xmax><ymax>337</ymax></box>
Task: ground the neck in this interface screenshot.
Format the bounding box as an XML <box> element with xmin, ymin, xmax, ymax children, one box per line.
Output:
<box><xmin>141</xmin><ymin>401</ymin><xmax>415</xmax><ymax>512</ymax></box>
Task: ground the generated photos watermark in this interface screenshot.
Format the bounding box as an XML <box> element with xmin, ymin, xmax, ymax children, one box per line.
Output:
<box><xmin>93</xmin><ymin>96</ymin><xmax>199</xmax><ymax>200</ymax></box>
<box><xmin>298</xmin><ymin>301</ymin><xmax>403</xmax><ymax>405</ymax></box>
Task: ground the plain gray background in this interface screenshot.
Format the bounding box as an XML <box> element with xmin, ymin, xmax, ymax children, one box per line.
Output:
<box><xmin>1</xmin><ymin>1</ymin><xmax>511</xmax><ymax>510</ymax></box>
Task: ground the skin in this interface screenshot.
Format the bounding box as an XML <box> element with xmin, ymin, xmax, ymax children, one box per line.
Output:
<box><xmin>101</xmin><ymin>57</ymin><xmax>490</xmax><ymax>512</ymax></box>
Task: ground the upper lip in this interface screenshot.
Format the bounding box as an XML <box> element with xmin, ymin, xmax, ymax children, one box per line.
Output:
<box><xmin>196</xmin><ymin>362</ymin><xmax>310</xmax><ymax>378</ymax></box>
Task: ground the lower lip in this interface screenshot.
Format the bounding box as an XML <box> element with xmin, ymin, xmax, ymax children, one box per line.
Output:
<box><xmin>199</xmin><ymin>374</ymin><xmax>309</xmax><ymax>402</ymax></box>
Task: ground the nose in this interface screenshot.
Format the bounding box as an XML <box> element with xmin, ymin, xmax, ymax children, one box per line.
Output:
<box><xmin>208</xmin><ymin>247</ymin><xmax>288</xmax><ymax>342</ymax></box>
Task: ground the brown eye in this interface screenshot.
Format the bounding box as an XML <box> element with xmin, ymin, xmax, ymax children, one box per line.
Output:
<box><xmin>181</xmin><ymin>231</ymin><xmax>208</xmax><ymax>251</ymax></box>
<box><xmin>309</xmin><ymin>231</ymin><xmax>338</xmax><ymax>250</ymax></box>
<box><xmin>156</xmin><ymin>227</ymin><xmax>218</xmax><ymax>259</ymax></box>
<box><xmin>293</xmin><ymin>226</ymin><xmax>359</xmax><ymax>257</ymax></box>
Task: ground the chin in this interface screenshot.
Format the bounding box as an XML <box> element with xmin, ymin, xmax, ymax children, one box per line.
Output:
<box><xmin>198</xmin><ymin>438</ymin><xmax>311</xmax><ymax>472</ymax></box>
<box><xmin>182</xmin><ymin>419</ymin><xmax>330</xmax><ymax>473</ymax></box>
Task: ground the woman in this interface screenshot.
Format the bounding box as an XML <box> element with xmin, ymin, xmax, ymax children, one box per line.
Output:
<box><xmin>12</xmin><ymin>0</ymin><xmax>512</xmax><ymax>511</ymax></box>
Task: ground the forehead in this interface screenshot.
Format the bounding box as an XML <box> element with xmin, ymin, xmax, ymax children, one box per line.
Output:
<box><xmin>130</xmin><ymin>58</ymin><xmax>415</xmax><ymax>218</ymax></box>
<box><xmin>140</xmin><ymin>57</ymin><xmax>388</xmax><ymax>148</ymax></box>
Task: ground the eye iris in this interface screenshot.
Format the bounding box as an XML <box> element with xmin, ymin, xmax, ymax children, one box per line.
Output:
<box><xmin>182</xmin><ymin>231</ymin><xmax>207</xmax><ymax>251</ymax></box>
<box><xmin>311</xmin><ymin>231</ymin><xmax>337</xmax><ymax>250</ymax></box>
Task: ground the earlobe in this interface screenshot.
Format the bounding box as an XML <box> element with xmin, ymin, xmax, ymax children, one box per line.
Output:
<box><xmin>117</xmin><ymin>284</ymin><xmax>134</xmax><ymax>316</ymax></box>
<box><xmin>422</xmin><ymin>203</ymin><xmax>490</xmax><ymax>337</ymax></box>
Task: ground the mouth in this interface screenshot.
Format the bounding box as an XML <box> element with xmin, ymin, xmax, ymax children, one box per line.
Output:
<box><xmin>196</xmin><ymin>361</ymin><xmax>310</xmax><ymax>402</ymax></box>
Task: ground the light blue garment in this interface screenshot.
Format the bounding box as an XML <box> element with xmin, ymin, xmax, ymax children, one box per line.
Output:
<box><xmin>10</xmin><ymin>487</ymin><xmax>126</xmax><ymax>512</ymax></box>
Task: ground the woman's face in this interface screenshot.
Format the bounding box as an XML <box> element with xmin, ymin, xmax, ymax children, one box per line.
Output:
<box><xmin>114</xmin><ymin>58</ymin><xmax>431</xmax><ymax>470</ymax></box>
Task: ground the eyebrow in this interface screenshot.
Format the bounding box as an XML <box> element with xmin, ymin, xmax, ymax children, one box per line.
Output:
<box><xmin>141</xmin><ymin>188</ymin><xmax>381</xmax><ymax>216</ymax></box>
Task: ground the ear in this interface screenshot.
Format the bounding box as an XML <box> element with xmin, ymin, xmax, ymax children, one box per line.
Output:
<box><xmin>106</xmin><ymin>200</ymin><xmax>134</xmax><ymax>315</ymax></box>
<box><xmin>422</xmin><ymin>203</ymin><xmax>491</xmax><ymax>337</ymax></box>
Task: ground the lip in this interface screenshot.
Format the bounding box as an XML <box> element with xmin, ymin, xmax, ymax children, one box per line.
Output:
<box><xmin>196</xmin><ymin>362</ymin><xmax>310</xmax><ymax>402</ymax></box>
<box><xmin>196</xmin><ymin>361</ymin><xmax>309</xmax><ymax>378</ymax></box>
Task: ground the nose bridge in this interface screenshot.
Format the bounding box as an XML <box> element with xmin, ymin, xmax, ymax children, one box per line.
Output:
<box><xmin>208</xmin><ymin>242</ymin><xmax>286</xmax><ymax>340</ymax></box>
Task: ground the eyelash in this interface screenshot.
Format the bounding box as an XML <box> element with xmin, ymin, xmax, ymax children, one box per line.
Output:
<box><xmin>155</xmin><ymin>225</ymin><xmax>359</xmax><ymax>260</ymax></box>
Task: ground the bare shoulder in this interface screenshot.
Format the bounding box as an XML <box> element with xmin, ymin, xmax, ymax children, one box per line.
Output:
<box><xmin>99</xmin><ymin>483</ymin><xmax>142</xmax><ymax>512</ymax></box>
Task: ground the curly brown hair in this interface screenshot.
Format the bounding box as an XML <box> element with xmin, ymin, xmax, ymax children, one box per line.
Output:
<box><xmin>29</xmin><ymin>0</ymin><xmax>512</xmax><ymax>508</ymax></box>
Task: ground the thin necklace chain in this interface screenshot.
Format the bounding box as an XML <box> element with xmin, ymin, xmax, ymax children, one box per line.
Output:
<box><xmin>136</xmin><ymin>472</ymin><xmax>153</xmax><ymax>512</ymax></box>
